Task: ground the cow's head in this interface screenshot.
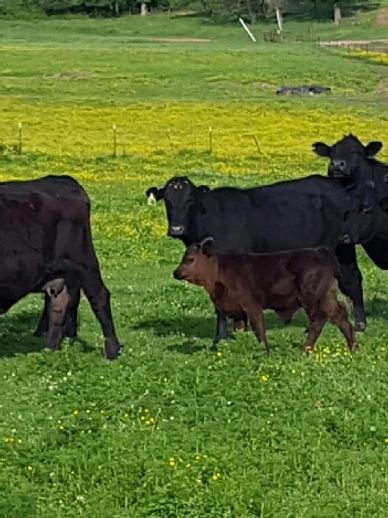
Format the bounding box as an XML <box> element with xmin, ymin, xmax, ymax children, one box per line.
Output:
<box><xmin>146</xmin><ymin>176</ymin><xmax>210</xmax><ymax>238</ymax></box>
<box><xmin>173</xmin><ymin>237</ymin><xmax>215</xmax><ymax>286</ymax></box>
<box><xmin>313</xmin><ymin>134</ymin><xmax>383</xmax><ymax>180</ymax></box>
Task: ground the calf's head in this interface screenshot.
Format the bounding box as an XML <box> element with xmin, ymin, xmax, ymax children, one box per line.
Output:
<box><xmin>313</xmin><ymin>134</ymin><xmax>383</xmax><ymax>181</ymax></box>
<box><xmin>146</xmin><ymin>176</ymin><xmax>209</xmax><ymax>238</ymax></box>
<box><xmin>173</xmin><ymin>237</ymin><xmax>215</xmax><ymax>286</ymax></box>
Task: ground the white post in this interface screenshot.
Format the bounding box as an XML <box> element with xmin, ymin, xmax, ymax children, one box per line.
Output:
<box><xmin>140</xmin><ymin>2</ymin><xmax>147</xmax><ymax>16</ymax></box>
<box><xmin>275</xmin><ymin>8</ymin><xmax>283</xmax><ymax>33</ymax></box>
<box><xmin>238</xmin><ymin>17</ymin><xmax>256</xmax><ymax>43</ymax></box>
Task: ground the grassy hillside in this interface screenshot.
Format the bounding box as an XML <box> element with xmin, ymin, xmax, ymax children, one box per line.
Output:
<box><xmin>0</xmin><ymin>13</ymin><xmax>388</xmax><ymax>518</ymax></box>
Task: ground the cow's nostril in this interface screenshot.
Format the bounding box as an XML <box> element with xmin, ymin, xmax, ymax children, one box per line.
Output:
<box><xmin>169</xmin><ymin>225</ymin><xmax>184</xmax><ymax>236</ymax></box>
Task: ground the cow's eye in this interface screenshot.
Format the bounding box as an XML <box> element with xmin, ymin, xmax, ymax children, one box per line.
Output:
<box><xmin>185</xmin><ymin>257</ymin><xmax>194</xmax><ymax>264</ymax></box>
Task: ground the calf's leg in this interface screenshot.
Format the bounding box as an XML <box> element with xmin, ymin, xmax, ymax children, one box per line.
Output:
<box><xmin>43</xmin><ymin>278</ymin><xmax>71</xmax><ymax>351</ymax></box>
<box><xmin>33</xmin><ymin>296</ymin><xmax>50</xmax><ymax>337</ymax></box>
<box><xmin>233</xmin><ymin>313</ymin><xmax>249</xmax><ymax>332</ymax></box>
<box><xmin>213</xmin><ymin>309</ymin><xmax>228</xmax><ymax>346</ymax></box>
<box><xmin>303</xmin><ymin>311</ymin><xmax>327</xmax><ymax>353</ymax></box>
<box><xmin>64</xmin><ymin>287</ymin><xmax>80</xmax><ymax>339</ymax></box>
<box><xmin>245</xmin><ymin>305</ymin><xmax>271</xmax><ymax>355</ymax></box>
<box><xmin>34</xmin><ymin>289</ymin><xmax>81</xmax><ymax>339</ymax></box>
<box><xmin>320</xmin><ymin>284</ymin><xmax>358</xmax><ymax>352</ymax></box>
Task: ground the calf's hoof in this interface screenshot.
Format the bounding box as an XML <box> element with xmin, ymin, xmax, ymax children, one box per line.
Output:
<box><xmin>350</xmin><ymin>342</ymin><xmax>358</xmax><ymax>353</ymax></box>
<box><xmin>213</xmin><ymin>335</ymin><xmax>227</xmax><ymax>347</ymax></box>
<box><xmin>354</xmin><ymin>322</ymin><xmax>366</xmax><ymax>333</ymax></box>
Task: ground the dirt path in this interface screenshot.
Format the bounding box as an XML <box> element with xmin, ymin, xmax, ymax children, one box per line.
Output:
<box><xmin>320</xmin><ymin>39</ymin><xmax>388</xmax><ymax>47</ymax></box>
<box><xmin>126</xmin><ymin>36</ymin><xmax>211</xmax><ymax>43</ymax></box>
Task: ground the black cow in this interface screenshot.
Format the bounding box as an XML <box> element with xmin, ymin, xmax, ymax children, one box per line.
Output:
<box><xmin>0</xmin><ymin>175</ymin><xmax>121</xmax><ymax>360</ymax></box>
<box><xmin>313</xmin><ymin>134</ymin><xmax>388</xmax><ymax>270</ymax></box>
<box><xmin>146</xmin><ymin>175</ymin><xmax>371</xmax><ymax>342</ymax></box>
<box><xmin>0</xmin><ymin>175</ymin><xmax>86</xmax><ymax>339</ymax></box>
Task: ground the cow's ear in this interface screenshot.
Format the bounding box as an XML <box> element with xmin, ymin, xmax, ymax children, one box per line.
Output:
<box><xmin>198</xmin><ymin>185</ymin><xmax>210</xmax><ymax>193</ymax></box>
<box><xmin>365</xmin><ymin>141</ymin><xmax>383</xmax><ymax>157</ymax></box>
<box><xmin>312</xmin><ymin>142</ymin><xmax>332</xmax><ymax>157</ymax></box>
<box><xmin>146</xmin><ymin>186</ymin><xmax>165</xmax><ymax>205</ymax></box>
<box><xmin>200</xmin><ymin>237</ymin><xmax>215</xmax><ymax>256</ymax></box>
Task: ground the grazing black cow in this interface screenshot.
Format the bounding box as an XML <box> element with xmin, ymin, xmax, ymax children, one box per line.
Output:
<box><xmin>174</xmin><ymin>239</ymin><xmax>357</xmax><ymax>354</ymax></box>
<box><xmin>146</xmin><ymin>175</ymin><xmax>370</xmax><ymax>341</ymax></box>
<box><xmin>0</xmin><ymin>176</ymin><xmax>121</xmax><ymax>359</ymax></box>
<box><xmin>313</xmin><ymin>134</ymin><xmax>388</xmax><ymax>270</ymax></box>
<box><xmin>0</xmin><ymin>175</ymin><xmax>84</xmax><ymax>338</ymax></box>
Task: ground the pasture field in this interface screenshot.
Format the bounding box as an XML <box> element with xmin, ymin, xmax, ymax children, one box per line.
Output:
<box><xmin>1</xmin><ymin>13</ymin><xmax>388</xmax><ymax>518</ymax></box>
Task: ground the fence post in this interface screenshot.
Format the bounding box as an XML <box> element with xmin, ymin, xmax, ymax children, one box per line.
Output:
<box><xmin>17</xmin><ymin>122</ymin><xmax>23</xmax><ymax>154</ymax></box>
<box><xmin>112</xmin><ymin>124</ymin><xmax>117</xmax><ymax>157</ymax></box>
<box><xmin>208</xmin><ymin>126</ymin><xmax>213</xmax><ymax>153</ymax></box>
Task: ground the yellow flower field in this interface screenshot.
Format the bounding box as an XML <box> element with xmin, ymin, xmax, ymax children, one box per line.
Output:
<box><xmin>1</xmin><ymin>101</ymin><xmax>387</xmax><ymax>177</ymax></box>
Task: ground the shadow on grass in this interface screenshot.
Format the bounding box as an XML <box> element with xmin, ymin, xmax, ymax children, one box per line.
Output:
<box><xmin>167</xmin><ymin>341</ymin><xmax>207</xmax><ymax>355</ymax></box>
<box><xmin>0</xmin><ymin>310</ymin><xmax>94</xmax><ymax>358</ymax></box>
<box><xmin>134</xmin><ymin>311</ymin><xmax>307</xmax><ymax>341</ymax></box>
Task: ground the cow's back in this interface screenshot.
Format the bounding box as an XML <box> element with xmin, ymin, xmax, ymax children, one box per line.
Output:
<box><xmin>196</xmin><ymin>190</ymin><xmax>346</xmax><ymax>253</ymax></box>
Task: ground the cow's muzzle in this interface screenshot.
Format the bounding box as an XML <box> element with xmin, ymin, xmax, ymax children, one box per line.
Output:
<box><xmin>169</xmin><ymin>225</ymin><xmax>185</xmax><ymax>236</ymax></box>
<box><xmin>329</xmin><ymin>160</ymin><xmax>349</xmax><ymax>178</ymax></box>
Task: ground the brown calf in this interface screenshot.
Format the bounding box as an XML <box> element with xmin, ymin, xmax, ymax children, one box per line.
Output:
<box><xmin>173</xmin><ymin>238</ymin><xmax>357</xmax><ymax>354</ymax></box>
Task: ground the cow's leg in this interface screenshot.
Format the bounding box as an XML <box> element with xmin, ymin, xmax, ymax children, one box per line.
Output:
<box><xmin>245</xmin><ymin>306</ymin><xmax>271</xmax><ymax>355</ymax></box>
<box><xmin>81</xmin><ymin>270</ymin><xmax>122</xmax><ymax>360</ymax></box>
<box><xmin>43</xmin><ymin>279</ymin><xmax>71</xmax><ymax>351</ymax></box>
<box><xmin>335</xmin><ymin>244</ymin><xmax>366</xmax><ymax>331</ymax></box>
<box><xmin>213</xmin><ymin>309</ymin><xmax>227</xmax><ymax>346</ymax></box>
<box><xmin>33</xmin><ymin>296</ymin><xmax>49</xmax><ymax>337</ymax></box>
<box><xmin>320</xmin><ymin>284</ymin><xmax>358</xmax><ymax>352</ymax></box>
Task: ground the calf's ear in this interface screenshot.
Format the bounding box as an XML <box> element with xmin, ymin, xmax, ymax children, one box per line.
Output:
<box><xmin>200</xmin><ymin>237</ymin><xmax>215</xmax><ymax>256</ymax></box>
<box><xmin>365</xmin><ymin>141</ymin><xmax>383</xmax><ymax>157</ymax></box>
<box><xmin>312</xmin><ymin>142</ymin><xmax>331</xmax><ymax>157</ymax></box>
<box><xmin>146</xmin><ymin>186</ymin><xmax>165</xmax><ymax>205</ymax></box>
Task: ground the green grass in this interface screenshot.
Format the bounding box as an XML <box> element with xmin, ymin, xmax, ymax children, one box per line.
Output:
<box><xmin>1</xmin><ymin>13</ymin><xmax>388</xmax><ymax>518</ymax></box>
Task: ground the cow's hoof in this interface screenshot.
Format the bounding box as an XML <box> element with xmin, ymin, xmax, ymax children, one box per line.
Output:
<box><xmin>105</xmin><ymin>345</ymin><xmax>123</xmax><ymax>360</ymax></box>
<box><xmin>354</xmin><ymin>322</ymin><xmax>366</xmax><ymax>333</ymax></box>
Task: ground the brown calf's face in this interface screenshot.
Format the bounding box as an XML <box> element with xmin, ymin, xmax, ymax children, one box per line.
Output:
<box><xmin>173</xmin><ymin>238</ymin><xmax>214</xmax><ymax>286</ymax></box>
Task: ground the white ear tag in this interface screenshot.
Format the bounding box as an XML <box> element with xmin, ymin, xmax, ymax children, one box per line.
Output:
<box><xmin>147</xmin><ymin>192</ymin><xmax>157</xmax><ymax>206</ymax></box>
